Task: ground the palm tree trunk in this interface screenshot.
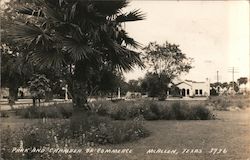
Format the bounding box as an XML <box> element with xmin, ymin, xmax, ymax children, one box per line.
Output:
<box><xmin>9</xmin><ymin>85</ymin><xmax>18</xmax><ymax>104</ymax></box>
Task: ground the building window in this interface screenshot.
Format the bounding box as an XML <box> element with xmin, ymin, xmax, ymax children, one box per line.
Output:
<box><xmin>199</xmin><ymin>89</ymin><xmax>203</xmax><ymax>95</ymax></box>
<box><xmin>187</xmin><ymin>89</ymin><xmax>190</xmax><ymax>95</ymax></box>
<box><xmin>217</xmin><ymin>87</ymin><xmax>220</xmax><ymax>92</ymax></box>
<box><xmin>195</xmin><ymin>89</ymin><xmax>198</xmax><ymax>95</ymax></box>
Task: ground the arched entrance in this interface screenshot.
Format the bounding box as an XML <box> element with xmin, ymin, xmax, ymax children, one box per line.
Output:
<box><xmin>182</xmin><ymin>89</ymin><xmax>186</xmax><ymax>97</ymax></box>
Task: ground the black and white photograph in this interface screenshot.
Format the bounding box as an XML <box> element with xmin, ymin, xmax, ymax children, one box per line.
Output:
<box><xmin>0</xmin><ymin>0</ymin><xmax>249</xmax><ymax>159</ymax></box>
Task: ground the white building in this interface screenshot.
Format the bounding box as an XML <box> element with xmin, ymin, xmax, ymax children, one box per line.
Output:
<box><xmin>239</xmin><ymin>83</ymin><xmax>248</xmax><ymax>95</ymax></box>
<box><xmin>170</xmin><ymin>79</ymin><xmax>210</xmax><ymax>97</ymax></box>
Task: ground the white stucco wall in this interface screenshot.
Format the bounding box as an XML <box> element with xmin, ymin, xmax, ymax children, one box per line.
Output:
<box><xmin>175</xmin><ymin>79</ymin><xmax>210</xmax><ymax>97</ymax></box>
<box><xmin>192</xmin><ymin>82</ymin><xmax>209</xmax><ymax>96</ymax></box>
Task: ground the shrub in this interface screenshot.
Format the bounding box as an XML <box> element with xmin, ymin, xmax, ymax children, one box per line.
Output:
<box><xmin>69</xmin><ymin>111</ymin><xmax>111</xmax><ymax>138</ymax></box>
<box><xmin>0</xmin><ymin>111</ymin><xmax>9</xmax><ymax>118</ymax></box>
<box><xmin>161</xmin><ymin>105</ymin><xmax>173</xmax><ymax>120</ymax></box>
<box><xmin>70</xmin><ymin>111</ymin><xmax>149</xmax><ymax>144</ymax></box>
<box><xmin>85</xmin><ymin>116</ymin><xmax>149</xmax><ymax>144</ymax></box>
<box><xmin>237</xmin><ymin>101</ymin><xmax>244</xmax><ymax>109</ymax></box>
<box><xmin>219</xmin><ymin>100</ymin><xmax>230</xmax><ymax>111</ymax></box>
<box><xmin>1</xmin><ymin>109</ymin><xmax>149</xmax><ymax>159</ymax></box>
<box><xmin>1</xmin><ymin>127</ymin><xmax>23</xmax><ymax>160</ymax></box>
<box><xmin>170</xmin><ymin>102</ymin><xmax>190</xmax><ymax>120</ymax></box>
<box><xmin>108</xmin><ymin>101</ymin><xmax>142</xmax><ymax>120</ymax></box>
<box><xmin>140</xmin><ymin>101</ymin><xmax>214</xmax><ymax>120</ymax></box>
<box><xmin>58</xmin><ymin>104</ymin><xmax>73</xmax><ymax>118</ymax></box>
<box><xmin>111</xmin><ymin>106</ymin><xmax>130</xmax><ymax>120</ymax></box>
<box><xmin>106</xmin><ymin>118</ymin><xmax>149</xmax><ymax>144</ymax></box>
<box><xmin>0</xmin><ymin>121</ymin><xmax>79</xmax><ymax>160</ymax></box>
<box><xmin>15</xmin><ymin>103</ymin><xmax>73</xmax><ymax>119</ymax></box>
<box><xmin>209</xmin><ymin>96</ymin><xmax>250</xmax><ymax>111</ymax></box>
<box><xmin>189</xmin><ymin>105</ymin><xmax>214</xmax><ymax>120</ymax></box>
<box><xmin>141</xmin><ymin>101</ymin><xmax>161</xmax><ymax>120</ymax></box>
<box><xmin>91</xmin><ymin>100</ymin><xmax>113</xmax><ymax>117</ymax></box>
<box><xmin>128</xmin><ymin>106</ymin><xmax>142</xmax><ymax>118</ymax></box>
<box><xmin>92</xmin><ymin>100</ymin><xmax>215</xmax><ymax>121</ymax></box>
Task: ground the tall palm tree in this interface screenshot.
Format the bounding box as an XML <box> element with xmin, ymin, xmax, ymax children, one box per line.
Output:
<box><xmin>9</xmin><ymin>0</ymin><xmax>145</xmax><ymax>110</ymax></box>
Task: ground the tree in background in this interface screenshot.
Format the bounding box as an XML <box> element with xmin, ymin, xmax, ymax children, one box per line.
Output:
<box><xmin>97</xmin><ymin>69</ymin><xmax>125</xmax><ymax>98</ymax></box>
<box><xmin>1</xmin><ymin>0</ymin><xmax>35</xmax><ymax>103</ymax></box>
<box><xmin>229</xmin><ymin>81</ymin><xmax>239</xmax><ymax>93</ymax></box>
<box><xmin>141</xmin><ymin>72</ymin><xmax>170</xmax><ymax>98</ymax></box>
<box><xmin>127</xmin><ymin>79</ymin><xmax>141</xmax><ymax>92</ymax></box>
<box><xmin>8</xmin><ymin>0</ymin><xmax>145</xmax><ymax>111</ymax></box>
<box><xmin>210</xmin><ymin>82</ymin><xmax>222</xmax><ymax>88</ymax></box>
<box><xmin>142</xmin><ymin>41</ymin><xmax>192</xmax><ymax>99</ymax></box>
<box><xmin>28</xmin><ymin>74</ymin><xmax>51</xmax><ymax>107</ymax></box>
<box><xmin>221</xmin><ymin>82</ymin><xmax>229</xmax><ymax>89</ymax></box>
<box><xmin>237</xmin><ymin>77</ymin><xmax>248</xmax><ymax>86</ymax></box>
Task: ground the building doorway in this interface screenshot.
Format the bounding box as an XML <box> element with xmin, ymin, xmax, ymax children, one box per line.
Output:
<box><xmin>182</xmin><ymin>89</ymin><xmax>186</xmax><ymax>97</ymax></box>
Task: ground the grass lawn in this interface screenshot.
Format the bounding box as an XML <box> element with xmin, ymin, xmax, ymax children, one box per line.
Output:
<box><xmin>78</xmin><ymin>109</ymin><xmax>249</xmax><ymax>160</ymax></box>
<box><xmin>1</xmin><ymin>109</ymin><xmax>250</xmax><ymax>160</ymax></box>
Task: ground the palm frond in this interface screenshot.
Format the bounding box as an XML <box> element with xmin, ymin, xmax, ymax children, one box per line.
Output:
<box><xmin>116</xmin><ymin>9</ymin><xmax>145</xmax><ymax>23</ymax></box>
<box><xmin>28</xmin><ymin>49</ymin><xmax>64</xmax><ymax>69</ymax></box>
<box><xmin>118</xmin><ymin>30</ymin><xmax>141</xmax><ymax>48</ymax></box>
<box><xmin>62</xmin><ymin>37</ymin><xmax>95</xmax><ymax>62</ymax></box>
<box><xmin>43</xmin><ymin>5</ymin><xmax>64</xmax><ymax>22</ymax></box>
<box><xmin>9</xmin><ymin>22</ymin><xmax>54</xmax><ymax>48</ymax></box>
<box><xmin>16</xmin><ymin>7</ymin><xmax>44</xmax><ymax>17</ymax></box>
<box><xmin>108</xmin><ymin>41</ymin><xmax>144</xmax><ymax>72</ymax></box>
<box><xmin>93</xmin><ymin>0</ymin><xmax>128</xmax><ymax>16</ymax></box>
<box><xmin>9</xmin><ymin>22</ymin><xmax>42</xmax><ymax>41</ymax></box>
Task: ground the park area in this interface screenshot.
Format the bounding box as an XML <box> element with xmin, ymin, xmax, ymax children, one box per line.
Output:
<box><xmin>1</xmin><ymin>96</ymin><xmax>250</xmax><ymax>160</ymax></box>
<box><xmin>1</xmin><ymin>0</ymin><xmax>250</xmax><ymax>159</ymax></box>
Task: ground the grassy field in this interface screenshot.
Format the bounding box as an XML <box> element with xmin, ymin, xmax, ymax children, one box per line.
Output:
<box><xmin>76</xmin><ymin>109</ymin><xmax>250</xmax><ymax>160</ymax></box>
<box><xmin>1</xmin><ymin>108</ymin><xmax>250</xmax><ymax>160</ymax></box>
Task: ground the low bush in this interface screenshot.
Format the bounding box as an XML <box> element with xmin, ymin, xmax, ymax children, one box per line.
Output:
<box><xmin>209</xmin><ymin>96</ymin><xmax>249</xmax><ymax>111</ymax></box>
<box><xmin>236</xmin><ymin>101</ymin><xmax>244</xmax><ymax>109</ymax></box>
<box><xmin>169</xmin><ymin>102</ymin><xmax>190</xmax><ymax>120</ymax></box>
<box><xmin>111</xmin><ymin>106</ymin><xmax>130</xmax><ymax>120</ymax></box>
<box><xmin>0</xmin><ymin>121</ymin><xmax>80</xmax><ymax>160</ymax></box>
<box><xmin>91</xmin><ymin>100</ymin><xmax>113</xmax><ymax>117</ymax></box>
<box><xmin>15</xmin><ymin>100</ymin><xmax>215</xmax><ymax>121</ymax></box>
<box><xmin>0</xmin><ymin>111</ymin><xmax>9</xmax><ymax>118</ymax></box>
<box><xmin>70</xmin><ymin>111</ymin><xmax>149</xmax><ymax>144</ymax></box>
<box><xmin>141</xmin><ymin>101</ymin><xmax>162</xmax><ymax>120</ymax></box>
<box><xmin>189</xmin><ymin>105</ymin><xmax>214</xmax><ymax>120</ymax></box>
<box><xmin>92</xmin><ymin>100</ymin><xmax>143</xmax><ymax>120</ymax></box>
<box><xmin>95</xmin><ymin>101</ymin><xmax>214</xmax><ymax>120</ymax></box>
<box><xmin>1</xmin><ymin>114</ymin><xmax>149</xmax><ymax>160</ymax></box>
<box><xmin>15</xmin><ymin>103</ymin><xmax>73</xmax><ymax>119</ymax></box>
<box><xmin>91</xmin><ymin>100</ymin><xmax>214</xmax><ymax>120</ymax></box>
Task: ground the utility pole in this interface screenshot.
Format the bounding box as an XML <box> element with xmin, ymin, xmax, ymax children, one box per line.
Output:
<box><xmin>216</xmin><ymin>70</ymin><xmax>219</xmax><ymax>83</ymax></box>
<box><xmin>215</xmin><ymin>70</ymin><xmax>220</xmax><ymax>93</ymax></box>
<box><xmin>228</xmin><ymin>67</ymin><xmax>239</xmax><ymax>95</ymax></box>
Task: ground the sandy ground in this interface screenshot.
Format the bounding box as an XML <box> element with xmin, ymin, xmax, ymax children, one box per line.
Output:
<box><xmin>1</xmin><ymin>109</ymin><xmax>250</xmax><ymax>160</ymax></box>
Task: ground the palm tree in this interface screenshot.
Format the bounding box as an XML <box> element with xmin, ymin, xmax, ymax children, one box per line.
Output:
<box><xmin>9</xmin><ymin>0</ymin><xmax>145</xmax><ymax>111</ymax></box>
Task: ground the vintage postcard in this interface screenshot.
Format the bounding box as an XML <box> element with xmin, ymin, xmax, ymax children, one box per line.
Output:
<box><xmin>1</xmin><ymin>0</ymin><xmax>249</xmax><ymax>159</ymax></box>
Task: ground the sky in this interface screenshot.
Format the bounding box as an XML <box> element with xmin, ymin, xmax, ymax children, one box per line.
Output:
<box><xmin>1</xmin><ymin>0</ymin><xmax>249</xmax><ymax>83</ymax></box>
<box><xmin>123</xmin><ymin>1</ymin><xmax>250</xmax><ymax>83</ymax></box>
